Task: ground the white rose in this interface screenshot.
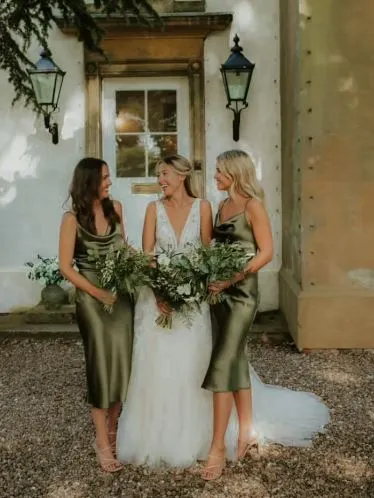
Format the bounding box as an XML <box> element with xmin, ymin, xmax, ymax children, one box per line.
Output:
<box><xmin>176</xmin><ymin>283</ymin><xmax>191</xmax><ymax>296</ymax></box>
<box><xmin>158</xmin><ymin>254</ymin><xmax>171</xmax><ymax>267</ymax></box>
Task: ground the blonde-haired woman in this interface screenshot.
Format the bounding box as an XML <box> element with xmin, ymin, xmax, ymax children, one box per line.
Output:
<box><xmin>202</xmin><ymin>150</ymin><xmax>330</xmax><ymax>480</ymax></box>
<box><xmin>116</xmin><ymin>154</ymin><xmax>215</xmax><ymax>467</ymax></box>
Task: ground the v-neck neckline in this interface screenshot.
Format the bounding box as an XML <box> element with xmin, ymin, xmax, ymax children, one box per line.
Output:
<box><xmin>161</xmin><ymin>199</ymin><xmax>197</xmax><ymax>246</ymax></box>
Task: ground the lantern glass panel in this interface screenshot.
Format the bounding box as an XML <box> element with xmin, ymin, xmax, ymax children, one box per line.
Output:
<box><xmin>225</xmin><ymin>70</ymin><xmax>249</xmax><ymax>101</ymax></box>
<box><xmin>29</xmin><ymin>72</ymin><xmax>56</xmax><ymax>106</ymax></box>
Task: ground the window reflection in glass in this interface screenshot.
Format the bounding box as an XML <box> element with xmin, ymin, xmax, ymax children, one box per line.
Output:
<box><xmin>115</xmin><ymin>91</ymin><xmax>145</xmax><ymax>133</ymax></box>
<box><xmin>148</xmin><ymin>91</ymin><xmax>177</xmax><ymax>132</ymax></box>
<box><xmin>116</xmin><ymin>135</ymin><xmax>146</xmax><ymax>177</ymax></box>
<box><xmin>115</xmin><ymin>90</ymin><xmax>179</xmax><ymax>177</ymax></box>
<box><xmin>148</xmin><ymin>135</ymin><xmax>178</xmax><ymax>172</ymax></box>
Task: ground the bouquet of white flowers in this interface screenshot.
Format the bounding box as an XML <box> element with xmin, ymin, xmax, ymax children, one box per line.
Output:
<box><xmin>88</xmin><ymin>243</ymin><xmax>152</xmax><ymax>311</ymax></box>
<box><xmin>25</xmin><ymin>254</ymin><xmax>65</xmax><ymax>286</ymax></box>
<box><xmin>195</xmin><ymin>241</ymin><xmax>255</xmax><ymax>304</ymax></box>
<box><xmin>150</xmin><ymin>247</ymin><xmax>207</xmax><ymax>330</ymax></box>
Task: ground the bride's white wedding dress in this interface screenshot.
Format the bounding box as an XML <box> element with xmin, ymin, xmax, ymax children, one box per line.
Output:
<box><xmin>117</xmin><ymin>199</ymin><xmax>213</xmax><ymax>467</ymax></box>
<box><xmin>117</xmin><ymin>199</ymin><xmax>330</xmax><ymax>467</ymax></box>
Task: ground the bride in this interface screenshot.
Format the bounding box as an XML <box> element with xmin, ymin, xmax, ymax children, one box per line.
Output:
<box><xmin>116</xmin><ymin>153</ymin><xmax>330</xmax><ymax>469</ymax></box>
<box><xmin>117</xmin><ymin>154</ymin><xmax>215</xmax><ymax>467</ymax></box>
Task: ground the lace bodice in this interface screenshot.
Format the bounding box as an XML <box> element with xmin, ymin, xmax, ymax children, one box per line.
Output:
<box><xmin>155</xmin><ymin>199</ymin><xmax>201</xmax><ymax>253</ymax></box>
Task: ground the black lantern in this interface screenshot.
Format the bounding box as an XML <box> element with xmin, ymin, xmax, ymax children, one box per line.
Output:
<box><xmin>220</xmin><ymin>34</ymin><xmax>255</xmax><ymax>141</ymax></box>
<box><xmin>28</xmin><ymin>49</ymin><xmax>66</xmax><ymax>145</ymax></box>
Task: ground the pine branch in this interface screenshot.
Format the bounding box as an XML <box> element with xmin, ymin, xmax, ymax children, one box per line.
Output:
<box><xmin>0</xmin><ymin>0</ymin><xmax>160</xmax><ymax>111</ymax></box>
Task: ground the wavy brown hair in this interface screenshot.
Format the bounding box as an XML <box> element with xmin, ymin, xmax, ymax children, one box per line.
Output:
<box><xmin>67</xmin><ymin>157</ymin><xmax>120</xmax><ymax>234</ymax></box>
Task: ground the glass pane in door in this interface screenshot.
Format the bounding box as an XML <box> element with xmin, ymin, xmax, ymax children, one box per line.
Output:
<box><xmin>148</xmin><ymin>135</ymin><xmax>178</xmax><ymax>172</ymax></box>
<box><xmin>148</xmin><ymin>90</ymin><xmax>177</xmax><ymax>132</ymax></box>
<box><xmin>116</xmin><ymin>135</ymin><xmax>146</xmax><ymax>177</ymax></box>
<box><xmin>115</xmin><ymin>91</ymin><xmax>145</xmax><ymax>133</ymax></box>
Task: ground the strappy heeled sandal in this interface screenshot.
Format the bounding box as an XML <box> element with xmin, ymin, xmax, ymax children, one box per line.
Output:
<box><xmin>237</xmin><ymin>431</ymin><xmax>259</xmax><ymax>460</ymax></box>
<box><xmin>108</xmin><ymin>431</ymin><xmax>117</xmax><ymax>456</ymax></box>
<box><xmin>92</xmin><ymin>443</ymin><xmax>123</xmax><ymax>473</ymax></box>
<box><xmin>201</xmin><ymin>453</ymin><xmax>226</xmax><ymax>481</ymax></box>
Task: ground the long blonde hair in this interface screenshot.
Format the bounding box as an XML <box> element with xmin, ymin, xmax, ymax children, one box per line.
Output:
<box><xmin>216</xmin><ymin>150</ymin><xmax>264</xmax><ymax>202</ymax></box>
<box><xmin>156</xmin><ymin>154</ymin><xmax>197</xmax><ymax>198</ymax></box>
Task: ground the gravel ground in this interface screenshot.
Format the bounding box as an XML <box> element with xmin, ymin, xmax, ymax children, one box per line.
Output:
<box><xmin>0</xmin><ymin>338</ymin><xmax>373</xmax><ymax>498</ymax></box>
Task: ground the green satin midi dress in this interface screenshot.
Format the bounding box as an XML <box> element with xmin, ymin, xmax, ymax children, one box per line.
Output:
<box><xmin>202</xmin><ymin>208</ymin><xmax>258</xmax><ymax>392</ymax></box>
<box><xmin>74</xmin><ymin>221</ymin><xmax>134</xmax><ymax>409</ymax></box>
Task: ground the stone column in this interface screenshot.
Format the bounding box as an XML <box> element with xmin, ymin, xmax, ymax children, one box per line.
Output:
<box><xmin>279</xmin><ymin>0</ymin><xmax>374</xmax><ymax>349</ymax></box>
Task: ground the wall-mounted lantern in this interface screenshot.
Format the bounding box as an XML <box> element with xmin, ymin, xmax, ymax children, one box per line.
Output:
<box><xmin>28</xmin><ymin>49</ymin><xmax>66</xmax><ymax>145</ymax></box>
<box><xmin>220</xmin><ymin>34</ymin><xmax>255</xmax><ymax>141</ymax></box>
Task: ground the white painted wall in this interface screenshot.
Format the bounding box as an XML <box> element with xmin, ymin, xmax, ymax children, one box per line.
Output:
<box><xmin>0</xmin><ymin>0</ymin><xmax>281</xmax><ymax>312</ymax></box>
<box><xmin>0</xmin><ymin>29</ymin><xmax>85</xmax><ymax>311</ymax></box>
<box><xmin>205</xmin><ymin>0</ymin><xmax>281</xmax><ymax>310</ymax></box>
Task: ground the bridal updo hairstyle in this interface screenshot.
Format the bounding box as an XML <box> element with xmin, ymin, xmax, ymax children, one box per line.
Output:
<box><xmin>156</xmin><ymin>154</ymin><xmax>197</xmax><ymax>198</ymax></box>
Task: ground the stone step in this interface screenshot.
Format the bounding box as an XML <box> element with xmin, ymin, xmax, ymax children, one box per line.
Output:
<box><xmin>0</xmin><ymin>325</ymin><xmax>291</xmax><ymax>345</ymax></box>
<box><xmin>0</xmin><ymin>307</ymin><xmax>292</xmax><ymax>343</ymax></box>
<box><xmin>0</xmin><ymin>323</ymin><xmax>79</xmax><ymax>339</ymax></box>
<box><xmin>0</xmin><ymin>304</ymin><xmax>75</xmax><ymax>328</ymax></box>
<box><xmin>1</xmin><ymin>305</ymin><xmax>288</xmax><ymax>328</ymax></box>
<box><xmin>24</xmin><ymin>304</ymin><xmax>76</xmax><ymax>324</ymax></box>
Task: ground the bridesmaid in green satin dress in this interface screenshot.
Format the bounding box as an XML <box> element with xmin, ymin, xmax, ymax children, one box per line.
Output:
<box><xmin>202</xmin><ymin>150</ymin><xmax>273</xmax><ymax>480</ymax></box>
<box><xmin>59</xmin><ymin>158</ymin><xmax>133</xmax><ymax>473</ymax></box>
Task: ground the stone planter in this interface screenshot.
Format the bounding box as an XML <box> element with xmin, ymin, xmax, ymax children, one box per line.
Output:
<box><xmin>41</xmin><ymin>284</ymin><xmax>67</xmax><ymax>310</ymax></box>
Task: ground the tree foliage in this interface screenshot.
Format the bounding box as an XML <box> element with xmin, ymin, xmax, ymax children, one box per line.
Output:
<box><xmin>0</xmin><ymin>0</ymin><xmax>159</xmax><ymax>110</ymax></box>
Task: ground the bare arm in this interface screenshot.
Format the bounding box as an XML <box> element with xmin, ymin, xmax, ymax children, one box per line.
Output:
<box><xmin>244</xmin><ymin>198</ymin><xmax>273</xmax><ymax>273</ymax></box>
<box><xmin>142</xmin><ymin>201</ymin><xmax>171</xmax><ymax>314</ymax></box>
<box><xmin>58</xmin><ymin>213</ymin><xmax>115</xmax><ymax>304</ymax></box>
<box><xmin>142</xmin><ymin>201</ymin><xmax>157</xmax><ymax>253</ymax></box>
<box><xmin>200</xmin><ymin>199</ymin><xmax>213</xmax><ymax>247</ymax></box>
<box><xmin>59</xmin><ymin>213</ymin><xmax>99</xmax><ymax>296</ymax></box>
<box><xmin>113</xmin><ymin>200</ymin><xmax>126</xmax><ymax>240</ymax></box>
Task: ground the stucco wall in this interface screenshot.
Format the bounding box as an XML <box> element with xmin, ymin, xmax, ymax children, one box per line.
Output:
<box><xmin>0</xmin><ymin>31</ymin><xmax>85</xmax><ymax>311</ymax></box>
<box><xmin>205</xmin><ymin>0</ymin><xmax>281</xmax><ymax>310</ymax></box>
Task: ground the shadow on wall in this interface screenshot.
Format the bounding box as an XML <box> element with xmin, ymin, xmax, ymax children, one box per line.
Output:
<box><xmin>0</xmin><ymin>120</ymin><xmax>85</xmax><ymax>267</ymax></box>
<box><xmin>0</xmin><ymin>84</ymin><xmax>84</xmax><ymax>269</ymax></box>
<box><xmin>0</xmin><ymin>71</ymin><xmax>85</xmax><ymax>310</ymax></box>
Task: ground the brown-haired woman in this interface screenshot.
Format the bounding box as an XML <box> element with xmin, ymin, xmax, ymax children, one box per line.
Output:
<box><xmin>59</xmin><ymin>157</ymin><xmax>133</xmax><ymax>472</ymax></box>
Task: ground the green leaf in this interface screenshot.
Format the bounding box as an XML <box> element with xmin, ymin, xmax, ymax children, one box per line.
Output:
<box><xmin>0</xmin><ymin>0</ymin><xmax>160</xmax><ymax>110</ymax></box>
